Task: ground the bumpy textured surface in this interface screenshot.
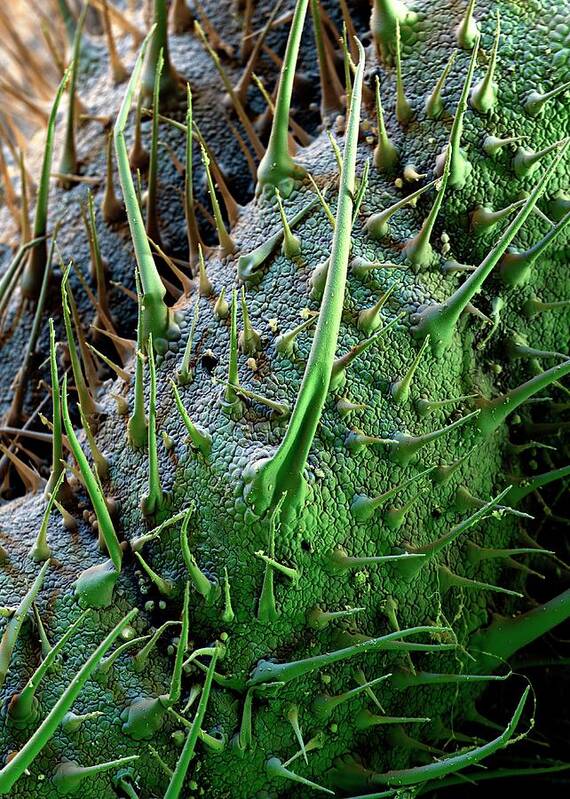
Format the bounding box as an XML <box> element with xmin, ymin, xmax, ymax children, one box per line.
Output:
<box><xmin>0</xmin><ymin>1</ymin><xmax>569</xmax><ymax>797</ymax></box>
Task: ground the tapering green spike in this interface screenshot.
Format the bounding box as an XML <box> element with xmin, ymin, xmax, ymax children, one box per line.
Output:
<box><xmin>391</xmin><ymin>668</ymin><xmax>510</xmax><ymax>690</ymax></box>
<box><xmin>394</xmin><ymin>486</ymin><xmax>511</xmax><ymax>580</ymax></box>
<box><xmin>60</xmin><ymin>263</ymin><xmax>100</xmax><ymax>418</ymax></box>
<box><xmin>470</xmin><ymin>12</ymin><xmax>500</xmax><ymax>113</ymax></box>
<box><xmin>373</xmin><ymin>76</ymin><xmax>398</xmax><ymax>172</ymax></box>
<box><xmin>53</xmin><ymin>755</ymin><xmax>139</xmax><ymax>795</ymax></box>
<box><xmin>62</xmin><ymin>375</ymin><xmax>122</xmax><ymax>575</ymax></box>
<box><xmin>506</xmin><ymin>333</ymin><xmax>567</xmax><ymax>361</ymax></box>
<box><xmin>356</xmin><ymin>710</ymin><xmax>430</xmax><ymax>730</ymax></box>
<box><xmin>425</xmin><ymin>51</ymin><xmax>457</xmax><ymax>118</ymax></box>
<box><xmin>472</xmin><ymin>590</ymin><xmax>570</xmax><ymax>671</ymax></box>
<box><xmin>184</xmin><ymin>84</ymin><xmax>201</xmax><ymax>266</ymax></box>
<box><xmin>467</xmin><ymin>543</ymin><xmax>553</xmax><ymax>571</ymax></box>
<box><xmin>470</xmin><ymin>199</ymin><xmax>526</xmax><ymax>235</ymax></box>
<box><xmin>404</xmin><ymin>152</ymin><xmax>452</xmax><ymax>267</ymax></box>
<box><xmin>438</xmin><ymin>564</ymin><xmax>523</xmax><ymax>597</ymax></box>
<box><xmin>169</xmin><ymin>582</ymin><xmax>190</xmax><ymax>705</ymax></box>
<box><xmin>524</xmin><ymin>80</ymin><xmax>570</xmax><ymax>116</ymax></box>
<box><xmin>390</xmin><ymin>336</ymin><xmax>430</xmax><ymax>403</ymax></box>
<box><xmin>314</xmin><ymin>674</ymin><xmax>390</xmax><ymax>721</ymax></box>
<box><xmin>548</xmin><ymin>189</ymin><xmax>570</xmax><ymax>221</ymax></box>
<box><xmin>456</xmin><ymin>0</ymin><xmax>479</xmax><ymax>49</ymax></box>
<box><xmin>307</xmin><ymin>605</ymin><xmax>365</xmax><ymax>630</ymax></box>
<box><xmin>164</xmin><ymin>647</ymin><xmax>220</xmax><ymax>799</ymax></box>
<box><xmin>61</xmin><ymin>711</ymin><xmax>103</xmax><ymax>734</ymax></box>
<box><xmin>134</xmin><ymin>516</ymin><xmax>185</xmax><ymax>561</ymax></box>
<box><xmin>483</xmin><ymin>134</ymin><xmax>523</xmax><ymax>156</ymax></box>
<box><xmin>345</xmin><ymin>429</ymin><xmax>387</xmax><ymax>453</ymax></box>
<box><xmin>384</xmin><ymin>489</ymin><xmax>425</xmax><ymax>530</ymax></box>
<box><xmin>46</xmin><ymin>319</ymin><xmax>67</xmax><ymax>501</ymax></box>
<box><xmin>266</xmin><ymin>757</ymin><xmax>335</xmax><ymax>795</ymax></box>
<box><xmin>415</xmin><ymin>393</ymin><xmax>478</xmax><ymax>417</ymax></box>
<box><xmin>244</xmin><ymin>41</ymin><xmax>366</xmax><ymax>526</ymax></box>
<box><xmin>476</xmin><ymin>360</ymin><xmax>570</xmax><ymax>436</ymax></box>
<box><xmin>232</xmin><ymin>687</ymin><xmax>255</xmax><ymax>754</ymax></box>
<box><xmin>351</xmin><ymin>465</ymin><xmax>435</xmax><ymax>522</ymax></box>
<box><xmin>219</xmin><ymin>380</ymin><xmax>290</xmax><ymax>417</ymax></box>
<box><xmin>248</xmin><ymin>625</ymin><xmax>451</xmax><ymax>687</ymax></box>
<box><xmin>340</xmin><ymin>687</ymin><xmax>529</xmax><ymax>789</ymax></box>
<box><xmin>32</xmin><ymin>605</ymin><xmax>51</xmax><ymax>658</ymax></box>
<box><xmin>506</xmin><ymin>464</ymin><xmax>570</xmax><ymax>506</ymax></box>
<box><xmin>180</xmin><ymin>512</ymin><xmax>218</xmax><ymax>603</ymax></box>
<box><xmin>114</xmin><ymin>29</ymin><xmax>180</xmax><ymax>353</ymax></box>
<box><xmin>141</xmin><ymin>0</ymin><xmax>179</xmax><ymax>101</ymax></box>
<box><xmin>370</xmin><ymin>0</ymin><xmax>414</xmax><ymax>62</ymax></box>
<box><xmin>275</xmin><ymin>188</ymin><xmax>301</xmax><ymax>257</ymax></box>
<box><xmin>21</xmin><ymin>67</ymin><xmax>71</xmax><ymax>299</ymax></box>
<box><xmin>141</xmin><ymin>335</ymin><xmax>164</xmax><ymax>516</ymax></box>
<box><xmin>524</xmin><ymin>295</ymin><xmax>570</xmax><ymax>316</ymax></box>
<box><xmin>411</xmin><ymin>141</ymin><xmax>569</xmax><ymax>354</ymax></box>
<box><xmin>286</xmin><ymin>705</ymin><xmax>308</xmax><ymax>764</ymax></box>
<box><xmin>214</xmin><ymin>287</ymin><xmax>229</xmax><ymax>320</ymax></box>
<box><xmin>169</xmin><ymin>709</ymin><xmax>226</xmax><ymax>752</ymax></box>
<box><xmin>331</xmin><ymin>313</ymin><xmax>404</xmax><ymax>391</ymax></box>
<box><xmin>145</xmin><ymin>47</ymin><xmax>164</xmax><ymax>246</ymax></box>
<box><xmin>85</xmin><ymin>193</ymin><xmax>112</xmax><ymax>331</ymax></box>
<box><xmin>455</xmin><ymin>485</ymin><xmax>532</xmax><ymax>519</ymax></box>
<box><xmin>58</xmin><ymin>6</ymin><xmax>87</xmax><ymax>190</ymax></box>
<box><xmin>171</xmin><ymin>380</ymin><xmax>212</xmax><ymax>457</ymax></box>
<box><xmin>257</xmin><ymin>502</ymin><xmax>282</xmax><ymax>622</ymax></box>
<box><xmin>275</xmin><ymin>315</ymin><xmax>317</xmax><ymax>357</ymax></box>
<box><xmin>128</xmin><ymin>276</ymin><xmax>148</xmax><ymax>447</ymax></box>
<box><xmin>386</xmin><ymin>409</ymin><xmax>479</xmax><ymax>467</ymax></box>
<box><xmin>197</xmin><ymin>244</ymin><xmax>213</xmax><ymax>296</ymax></box>
<box><xmin>238</xmin><ymin>198</ymin><xmax>319</xmax><ymax>282</ymax></box>
<box><xmin>256</xmin><ymin>0</ymin><xmax>309</xmax><ymax>196</ymax></box>
<box><xmin>337</xmin><ymin>398</ymin><xmax>367</xmax><ymax>417</ymax></box>
<box><xmin>434</xmin><ymin>37</ymin><xmax>480</xmax><ymax>191</ymax></box>
<box><xmin>366</xmin><ymin>179</ymin><xmax>440</xmax><ymax>240</ymax></box>
<box><xmin>133</xmin><ymin>620</ymin><xmax>179</xmax><ymax>673</ymax></box>
<box><xmin>254</xmin><ymin>551</ymin><xmax>299</xmax><ymax>582</ymax></box>
<box><xmin>394</xmin><ymin>21</ymin><xmax>412</xmax><ymax>125</ymax></box>
<box><xmin>222</xmin><ymin>567</ymin><xmax>235</xmax><ymax>623</ymax></box>
<box><xmin>514</xmin><ymin>137</ymin><xmax>569</xmax><ymax>178</ymax></box>
<box><xmin>310</xmin><ymin>257</ymin><xmax>330</xmax><ymax>300</ymax></box>
<box><xmin>0</xmin><ymin>608</ymin><xmax>137</xmax><ymax>795</ymax></box>
<box><xmin>96</xmin><ymin>634</ymin><xmax>150</xmax><ymax>680</ymax></box>
<box><xmin>500</xmin><ymin>210</ymin><xmax>570</xmax><ymax>286</ymax></box>
<box><xmin>222</xmin><ymin>290</ymin><xmax>243</xmax><ymax>417</ymax></box>
<box><xmin>134</xmin><ymin>552</ymin><xmax>174</xmax><ymax>596</ymax></box>
<box><xmin>177</xmin><ymin>297</ymin><xmax>199</xmax><ymax>385</ymax></box>
<box><xmin>29</xmin><ymin>471</ymin><xmax>65</xmax><ymax>562</ymax></box>
<box><xmin>351</xmin><ymin>257</ymin><xmax>404</xmax><ymax>278</ymax></box>
<box><xmin>326</xmin><ymin>546</ymin><xmax>425</xmax><ymax>572</ymax></box>
<box><xmin>0</xmin><ymin>561</ymin><xmax>50</xmax><ymax>691</ymax></box>
<box><xmin>77</xmin><ymin>399</ymin><xmax>109</xmax><ymax>484</ymax></box>
<box><xmin>239</xmin><ymin>287</ymin><xmax>261</xmax><ymax>355</ymax></box>
<box><xmin>308</xmin><ymin>175</ymin><xmax>336</xmax><ymax>228</ymax></box>
<box><xmin>201</xmin><ymin>144</ymin><xmax>236</xmax><ymax>256</ymax></box>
